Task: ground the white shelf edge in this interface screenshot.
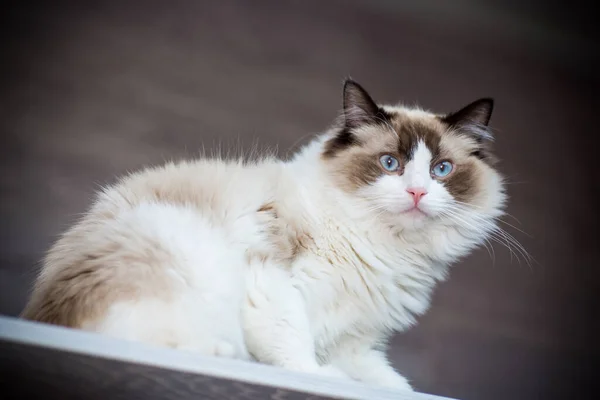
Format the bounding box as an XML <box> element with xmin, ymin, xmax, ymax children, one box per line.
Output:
<box><xmin>0</xmin><ymin>315</ymin><xmax>457</xmax><ymax>400</ymax></box>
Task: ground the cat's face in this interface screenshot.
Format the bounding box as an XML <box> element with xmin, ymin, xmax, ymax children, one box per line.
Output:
<box><xmin>322</xmin><ymin>80</ymin><xmax>505</xmax><ymax>230</ymax></box>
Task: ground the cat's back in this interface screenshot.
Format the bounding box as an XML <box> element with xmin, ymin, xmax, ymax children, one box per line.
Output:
<box><xmin>96</xmin><ymin>157</ymin><xmax>281</xmax><ymax>220</ymax></box>
<box><xmin>21</xmin><ymin>157</ymin><xmax>280</xmax><ymax>349</ymax></box>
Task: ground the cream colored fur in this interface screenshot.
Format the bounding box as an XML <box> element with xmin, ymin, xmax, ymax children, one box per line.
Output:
<box><xmin>22</xmin><ymin>83</ymin><xmax>506</xmax><ymax>392</ymax></box>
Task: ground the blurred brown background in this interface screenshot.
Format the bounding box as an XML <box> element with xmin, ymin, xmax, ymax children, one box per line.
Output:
<box><xmin>0</xmin><ymin>1</ymin><xmax>597</xmax><ymax>399</ymax></box>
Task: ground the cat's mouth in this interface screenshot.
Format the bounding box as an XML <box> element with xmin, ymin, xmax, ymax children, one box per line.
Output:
<box><xmin>401</xmin><ymin>206</ymin><xmax>427</xmax><ymax>217</ymax></box>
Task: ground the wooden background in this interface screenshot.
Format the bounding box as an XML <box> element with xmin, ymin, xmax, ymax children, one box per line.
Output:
<box><xmin>0</xmin><ymin>1</ymin><xmax>597</xmax><ymax>399</ymax></box>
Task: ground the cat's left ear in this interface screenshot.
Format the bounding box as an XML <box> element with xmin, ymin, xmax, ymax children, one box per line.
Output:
<box><xmin>442</xmin><ymin>98</ymin><xmax>494</xmax><ymax>140</ymax></box>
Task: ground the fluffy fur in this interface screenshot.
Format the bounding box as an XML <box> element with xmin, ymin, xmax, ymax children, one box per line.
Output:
<box><xmin>22</xmin><ymin>80</ymin><xmax>506</xmax><ymax>391</ymax></box>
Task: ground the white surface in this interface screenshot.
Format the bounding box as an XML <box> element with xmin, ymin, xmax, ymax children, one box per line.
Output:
<box><xmin>0</xmin><ymin>315</ymin><xmax>457</xmax><ymax>400</ymax></box>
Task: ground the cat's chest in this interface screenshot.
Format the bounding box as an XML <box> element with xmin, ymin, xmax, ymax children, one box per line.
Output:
<box><xmin>292</xmin><ymin>229</ymin><xmax>440</xmax><ymax>348</ymax></box>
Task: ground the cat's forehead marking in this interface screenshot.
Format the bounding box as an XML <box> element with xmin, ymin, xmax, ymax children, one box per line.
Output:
<box><xmin>387</xmin><ymin>110</ymin><xmax>443</xmax><ymax>160</ymax></box>
<box><xmin>410</xmin><ymin>141</ymin><xmax>433</xmax><ymax>167</ymax></box>
<box><xmin>403</xmin><ymin>141</ymin><xmax>433</xmax><ymax>187</ymax></box>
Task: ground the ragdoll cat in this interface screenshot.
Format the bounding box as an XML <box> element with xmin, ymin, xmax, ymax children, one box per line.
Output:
<box><xmin>22</xmin><ymin>79</ymin><xmax>506</xmax><ymax>391</ymax></box>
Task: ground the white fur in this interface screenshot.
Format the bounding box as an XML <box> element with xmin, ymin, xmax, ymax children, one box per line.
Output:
<box><xmin>44</xmin><ymin>128</ymin><xmax>504</xmax><ymax>392</ymax></box>
<box><xmin>80</xmin><ymin>202</ymin><xmax>250</xmax><ymax>358</ymax></box>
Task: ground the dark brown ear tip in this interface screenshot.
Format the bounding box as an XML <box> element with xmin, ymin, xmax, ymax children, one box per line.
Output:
<box><xmin>477</xmin><ymin>98</ymin><xmax>495</xmax><ymax>110</ymax></box>
<box><xmin>443</xmin><ymin>97</ymin><xmax>495</xmax><ymax>128</ymax></box>
<box><xmin>343</xmin><ymin>78</ymin><xmax>360</xmax><ymax>91</ymax></box>
<box><xmin>471</xmin><ymin>98</ymin><xmax>494</xmax><ymax>123</ymax></box>
<box><xmin>342</xmin><ymin>79</ymin><xmax>371</xmax><ymax>107</ymax></box>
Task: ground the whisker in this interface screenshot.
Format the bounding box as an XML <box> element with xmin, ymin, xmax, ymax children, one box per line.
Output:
<box><xmin>493</xmin><ymin>226</ymin><xmax>534</xmax><ymax>266</ymax></box>
<box><xmin>502</xmin><ymin>180</ymin><xmax>530</xmax><ymax>186</ymax></box>
<box><xmin>438</xmin><ymin>206</ymin><xmax>534</xmax><ymax>267</ymax></box>
<box><xmin>496</xmin><ymin>219</ymin><xmax>531</xmax><ymax>237</ymax></box>
<box><xmin>448</xmin><ymin>199</ymin><xmax>524</xmax><ymax>225</ymax></box>
<box><xmin>358</xmin><ymin>196</ymin><xmax>533</xmax><ymax>267</ymax></box>
<box><xmin>440</xmin><ymin>210</ymin><xmax>499</xmax><ymax>263</ymax></box>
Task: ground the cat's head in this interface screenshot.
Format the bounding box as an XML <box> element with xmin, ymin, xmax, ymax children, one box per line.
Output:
<box><xmin>321</xmin><ymin>79</ymin><xmax>506</xmax><ymax>232</ymax></box>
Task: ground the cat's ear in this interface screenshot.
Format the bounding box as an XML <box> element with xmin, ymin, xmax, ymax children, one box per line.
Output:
<box><xmin>442</xmin><ymin>98</ymin><xmax>494</xmax><ymax>140</ymax></box>
<box><xmin>343</xmin><ymin>79</ymin><xmax>380</xmax><ymax>129</ymax></box>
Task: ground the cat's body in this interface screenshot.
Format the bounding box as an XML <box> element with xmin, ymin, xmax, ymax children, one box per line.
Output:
<box><xmin>22</xmin><ymin>80</ymin><xmax>506</xmax><ymax>391</ymax></box>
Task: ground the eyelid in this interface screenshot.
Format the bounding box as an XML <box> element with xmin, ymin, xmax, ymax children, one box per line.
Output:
<box><xmin>380</xmin><ymin>151</ymin><xmax>402</xmax><ymax>159</ymax></box>
<box><xmin>432</xmin><ymin>159</ymin><xmax>452</xmax><ymax>165</ymax></box>
<box><xmin>431</xmin><ymin>159</ymin><xmax>453</xmax><ymax>169</ymax></box>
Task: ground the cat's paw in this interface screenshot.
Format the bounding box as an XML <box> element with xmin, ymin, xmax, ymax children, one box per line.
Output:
<box><xmin>373</xmin><ymin>372</ymin><xmax>413</xmax><ymax>392</ymax></box>
<box><xmin>287</xmin><ymin>363</ymin><xmax>350</xmax><ymax>381</ymax></box>
<box><xmin>314</xmin><ymin>364</ymin><xmax>351</xmax><ymax>380</ymax></box>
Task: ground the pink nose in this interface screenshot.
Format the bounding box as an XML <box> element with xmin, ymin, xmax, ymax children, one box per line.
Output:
<box><xmin>406</xmin><ymin>187</ymin><xmax>428</xmax><ymax>205</ymax></box>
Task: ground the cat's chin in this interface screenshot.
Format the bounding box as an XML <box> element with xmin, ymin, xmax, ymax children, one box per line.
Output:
<box><xmin>391</xmin><ymin>208</ymin><xmax>431</xmax><ymax>230</ymax></box>
<box><xmin>400</xmin><ymin>207</ymin><xmax>427</xmax><ymax>217</ymax></box>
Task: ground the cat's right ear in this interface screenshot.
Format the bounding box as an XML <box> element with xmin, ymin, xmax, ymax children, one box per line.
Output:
<box><xmin>342</xmin><ymin>79</ymin><xmax>380</xmax><ymax>129</ymax></box>
<box><xmin>442</xmin><ymin>98</ymin><xmax>494</xmax><ymax>141</ymax></box>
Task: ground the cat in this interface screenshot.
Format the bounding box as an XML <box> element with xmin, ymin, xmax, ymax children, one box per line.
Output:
<box><xmin>22</xmin><ymin>79</ymin><xmax>506</xmax><ymax>391</ymax></box>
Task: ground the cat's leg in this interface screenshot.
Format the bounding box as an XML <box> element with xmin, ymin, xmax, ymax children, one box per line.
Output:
<box><xmin>78</xmin><ymin>208</ymin><xmax>251</xmax><ymax>360</ymax></box>
<box><xmin>328</xmin><ymin>336</ymin><xmax>413</xmax><ymax>391</ymax></box>
<box><xmin>242</xmin><ymin>263</ymin><xmax>348</xmax><ymax>380</ymax></box>
<box><xmin>86</xmin><ymin>288</ymin><xmax>250</xmax><ymax>360</ymax></box>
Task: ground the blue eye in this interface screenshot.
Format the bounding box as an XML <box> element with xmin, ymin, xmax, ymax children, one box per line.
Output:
<box><xmin>379</xmin><ymin>155</ymin><xmax>400</xmax><ymax>172</ymax></box>
<box><xmin>432</xmin><ymin>161</ymin><xmax>453</xmax><ymax>177</ymax></box>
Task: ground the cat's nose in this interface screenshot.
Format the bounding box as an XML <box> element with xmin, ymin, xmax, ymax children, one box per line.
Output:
<box><xmin>406</xmin><ymin>187</ymin><xmax>428</xmax><ymax>205</ymax></box>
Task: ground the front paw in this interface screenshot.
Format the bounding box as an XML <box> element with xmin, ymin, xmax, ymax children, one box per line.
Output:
<box><xmin>315</xmin><ymin>364</ymin><xmax>351</xmax><ymax>380</ymax></box>
<box><xmin>375</xmin><ymin>372</ymin><xmax>413</xmax><ymax>392</ymax></box>
<box><xmin>288</xmin><ymin>363</ymin><xmax>350</xmax><ymax>381</ymax></box>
